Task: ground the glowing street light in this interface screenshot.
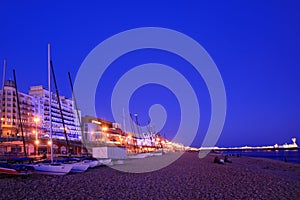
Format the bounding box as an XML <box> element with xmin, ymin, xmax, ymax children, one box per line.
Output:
<box><xmin>102</xmin><ymin>126</ymin><xmax>109</xmax><ymax>143</ymax></box>
<box><xmin>33</xmin><ymin>116</ymin><xmax>40</xmax><ymax>123</ymax></box>
<box><xmin>34</xmin><ymin>117</ymin><xmax>40</xmax><ymax>139</ymax></box>
<box><xmin>102</xmin><ymin>126</ymin><xmax>108</xmax><ymax>132</ymax></box>
<box><xmin>34</xmin><ymin>116</ymin><xmax>40</xmax><ymax>155</ymax></box>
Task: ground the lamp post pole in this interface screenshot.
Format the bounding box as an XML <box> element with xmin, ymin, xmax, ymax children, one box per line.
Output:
<box><xmin>102</xmin><ymin>126</ymin><xmax>108</xmax><ymax>144</ymax></box>
<box><xmin>34</xmin><ymin>117</ymin><xmax>39</xmax><ymax>155</ymax></box>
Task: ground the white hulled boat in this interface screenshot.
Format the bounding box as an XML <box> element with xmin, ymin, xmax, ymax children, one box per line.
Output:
<box><xmin>32</xmin><ymin>163</ymin><xmax>72</xmax><ymax>176</ymax></box>
<box><xmin>67</xmin><ymin>162</ymin><xmax>89</xmax><ymax>173</ymax></box>
<box><xmin>58</xmin><ymin>158</ymin><xmax>90</xmax><ymax>172</ymax></box>
<box><xmin>82</xmin><ymin>159</ymin><xmax>101</xmax><ymax>168</ymax></box>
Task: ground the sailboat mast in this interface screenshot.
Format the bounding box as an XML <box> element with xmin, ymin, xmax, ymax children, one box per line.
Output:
<box><xmin>134</xmin><ymin>114</ymin><xmax>141</xmax><ymax>138</ymax></box>
<box><xmin>50</xmin><ymin>61</ymin><xmax>70</xmax><ymax>154</ymax></box>
<box><xmin>13</xmin><ymin>70</ymin><xmax>27</xmax><ymax>157</ymax></box>
<box><xmin>1</xmin><ymin>59</ymin><xmax>6</xmax><ymax>93</ymax></box>
<box><xmin>129</xmin><ymin>113</ymin><xmax>136</xmax><ymax>134</ymax></box>
<box><xmin>122</xmin><ymin>108</ymin><xmax>126</xmax><ymax>133</ymax></box>
<box><xmin>48</xmin><ymin>44</ymin><xmax>53</xmax><ymax>163</ymax></box>
<box><xmin>146</xmin><ymin>120</ymin><xmax>152</xmax><ymax>136</ymax></box>
<box><xmin>0</xmin><ymin>59</ymin><xmax>6</xmax><ymax>136</ymax></box>
<box><xmin>68</xmin><ymin>72</ymin><xmax>84</xmax><ymax>149</ymax></box>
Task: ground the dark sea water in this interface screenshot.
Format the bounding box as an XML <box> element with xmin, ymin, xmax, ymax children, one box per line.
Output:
<box><xmin>224</xmin><ymin>149</ymin><xmax>300</xmax><ymax>164</ymax></box>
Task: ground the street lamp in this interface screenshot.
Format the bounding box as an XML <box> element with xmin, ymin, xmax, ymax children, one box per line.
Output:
<box><xmin>34</xmin><ymin>116</ymin><xmax>40</xmax><ymax>155</ymax></box>
<box><xmin>102</xmin><ymin>126</ymin><xmax>108</xmax><ymax>132</ymax></box>
<box><xmin>102</xmin><ymin>126</ymin><xmax>108</xmax><ymax>144</ymax></box>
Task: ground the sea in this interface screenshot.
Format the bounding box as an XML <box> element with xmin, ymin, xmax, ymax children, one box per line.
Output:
<box><xmin>224</xmin><ymin>149</ymin><xmax>300</xmax><ymax>164</ymax></box>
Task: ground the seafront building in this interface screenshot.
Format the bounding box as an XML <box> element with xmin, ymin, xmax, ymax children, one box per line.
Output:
<box><xmin>28</xmin><ymin>85</ymin><xmax>81</xmax><ymax>141</ymax></box>
<box><xmin>0</xmin><ymin>80</ymin><xmax>38</xmax><ymax>138</ymax></box>
<box><xmin>82</xmin><ymin>115</ymin><xmax>142</xmax><ymax>152</ymax></box>
<box><xmin>0</xmin><ymin>81</ymin><xmax>81</xmax><ymax>141</ymax></box>
<box><xmin>81</xmin><ymin>116</ymin><xmax>184</xmax><ymax>153</ymax></box>
<box><xmin>0</xmin><ymin>80</ymin><xmax>184</xmax><ymax>156</ymax></box>
<box><xmin>82</xmin><ymin>115</ymin><xmax>122</xmax><ymax>144</ymax></box>
<box><xmin>0</xmin><ymin>80</ymin><xmax>82</xmax><ymax>155</ymax></box>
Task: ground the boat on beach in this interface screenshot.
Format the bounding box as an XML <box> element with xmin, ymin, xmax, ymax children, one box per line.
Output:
<box><xmin>82</xmin><ymin>158</ymin><xmax>101</xmax><ymax>168</ymax></box>
<box><xmin>67</xmin><ymin>162</ymin><xmax>89</xmax><ymax>173</ymax></box>
<box><xmin>30</xmin><ymin>157</ymin><xmax>89</xmax><ymax>174</ymax></box>
<box><xmin>30</xmin><ymin>163</ymin><xmax>72</xmax><ymax>176</ymax></box>
<box><xmin>57</xmin><ymin>158</ymin><xmax>90</xmax><ymax>172</ymax></box>
<box><xmin>0</xmin><ymin>162</ymin><xmax>34</xmax><ymax>175</ymax></box>
<box><xmin>29</xmin><ymin>45</ymin><xmax>72</xmax><ymax>176</ymax></box>
<box><xmin>98</xmin><ymin>158</ymin><xmax>113</xmax><ymax>165</ymax></box>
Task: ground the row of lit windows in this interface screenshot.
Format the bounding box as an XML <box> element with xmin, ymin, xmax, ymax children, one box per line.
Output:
<box><xmin>2</xmin><ymin>90</ymin><xmax>16</xmax><ymax>96</ymax></box>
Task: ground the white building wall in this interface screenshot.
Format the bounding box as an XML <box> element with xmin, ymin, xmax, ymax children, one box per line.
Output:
<box><xmin>29</xmin><ymin>85</ymin><xmax>81</xmax><ymax>141</ymax></box>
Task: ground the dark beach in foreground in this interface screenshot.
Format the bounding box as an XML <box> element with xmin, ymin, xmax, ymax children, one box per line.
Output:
<box><xmin>0</xmin><ymin>152</ymin><xmax>300</xmax><ymax>200</ymax></box>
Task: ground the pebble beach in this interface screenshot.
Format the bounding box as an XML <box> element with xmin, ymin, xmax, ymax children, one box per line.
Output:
<box><xmin>1</xmin><ymin>152</ymin><xmax>300</xmax><ymax>200</ymax></box>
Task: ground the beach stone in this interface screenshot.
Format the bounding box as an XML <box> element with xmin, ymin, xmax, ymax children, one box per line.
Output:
<box><xmin>0</xmin><ymin>152</ymin><xmax>300</xmax><ymax>199</ymax></box>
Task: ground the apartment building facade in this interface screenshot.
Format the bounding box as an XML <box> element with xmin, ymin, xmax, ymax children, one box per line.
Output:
<box><xmin>0</xmin><ymin>81</ymin><xmax>81</xmax><ymax>141</ymax></box>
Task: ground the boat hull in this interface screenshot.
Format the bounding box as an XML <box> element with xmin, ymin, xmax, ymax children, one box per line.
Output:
<box><xmin>0</xmin><ymin>163</ymin><xmax>34</xmax><ymax>175</ymax></box>
<box><xmin>98</xmin><ymin>159</ymin><xmax>112</xmax><ymax>165</ymax></box>
<box><xmin>83</xmin><ymin>160</ymin><xmax>100</xmax><ymax>168</ymax></box>
<box><xmin>31</xmin><ymin>164</ymin><xmax>72</xmax><ymax>175</ymax></box>
<box><xmin>66</xmin><ymin>163</ymin><xmax>89</xmax><ymax>173</ymax></box>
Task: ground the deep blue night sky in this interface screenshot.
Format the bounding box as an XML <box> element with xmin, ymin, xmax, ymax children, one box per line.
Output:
<box><xmin>1</xmin><ymin>1</ymin><xmax>300</xmax><ymax>147</ymax></box>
